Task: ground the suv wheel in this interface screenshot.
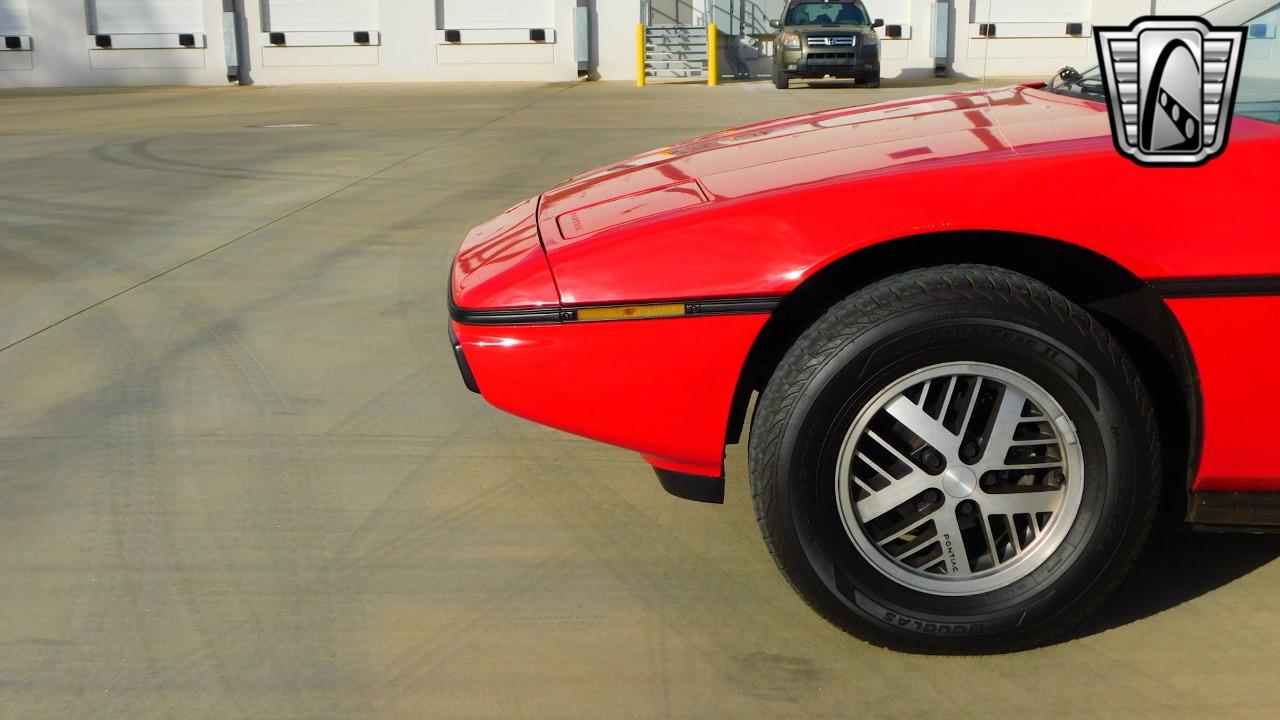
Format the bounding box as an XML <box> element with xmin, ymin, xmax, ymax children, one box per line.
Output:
<box><xmin>773</xmin><ymin>69</ymin><xmax>790</xmax><ymax>90</ymax></box>
<box><xmin>748</xmin><ymin>265</ymin><xmax>1160</xmax><ymax>653</ymax></box>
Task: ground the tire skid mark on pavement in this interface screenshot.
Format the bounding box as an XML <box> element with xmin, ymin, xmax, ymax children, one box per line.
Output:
<box><xmin>130</xmin><ymin>133</ymin><xmax>390</xmax><ymax>184</ymax></box>
<box><xmin>0</xmin><ymin>242</ymin><xmax>91</xmax><ymax>330</ymax></box>
<box><xmin>87</xmin><ymin>135</ymin><xmax>358</xmax><ymax>184</ymax></box>
<box><xmin>4</xmin><ymin>239</ymin><xmax>349</xmax><ymax>715</ymax></box>
<box><xmin>0</xmin><ymin>433</ymin><xmax>599</xmax><ymax>469</ymax></box>
<box><xmin>0</xmin><ymin>192</ymin><xmax>140</xmax><ymax>226</ymax></box>
<box><xmin>0</xmin><ymin>235</ymin><xmax>194</xmax><ymax>717</ymax></box>
<box><xmin>320</xmin><ymin>365</ymin><xmax>433</xmax><ymax>439</ymax></box>
<box><xmin>519</xmin><ymin>462</ymin><xmax>869</xmax><ymax>708</ymax></box>
<box><xmin>328</xmin><ymin>453</ymin><xmax>498</xmax><ymax>563</ymax></box>
<box><xmin>325</xmin><ymin>459</ymin><xmax>530</xmax><ymax>589</ymax></box>
<box><xmin>128</xmin><ymin>268</ymin><xmax>360</xmax><ymax>718</ymax></box>
<box><xmin>372</xmin><ymin>548</ymin><xmax>587</xmax><ymax>714</ymax></box>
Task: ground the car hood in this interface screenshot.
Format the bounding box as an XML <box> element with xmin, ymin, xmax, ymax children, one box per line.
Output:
<box><xmin>537</xmin><ymin>84</ymin><xmax>1111</xmax><ymax>249</ymax></box>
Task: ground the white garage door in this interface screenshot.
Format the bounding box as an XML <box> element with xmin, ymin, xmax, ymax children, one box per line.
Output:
<box><xmin>439</xmin><ymin>0</ymin><xmax>555</xmax><ymax>29</ymax></box>
<box><xmin>91</xmin><ymin>0</ymin><xmax>203</xmax><ymax>34</ymax></box>
<box><xmin>866</xmin><ymin>0</ymin><xmax>909</xmax><ymax>25</ymax></box>
<box><xmin>262</xmin><ymin>0</ymin><xmax>379</xmax><ymax>32</ymax></box>
<box><xmin>972</xmin><ymin>0</ymin><xmax>1089</xmax><ymax>23</ymax></box>
<box><xmin>1154</xmin><ymin>1</ymin><xmax>1220</xmax><ymax>14</ymax></box>
<box><xmin>0</xmin><ymin>0</ymin><xmax>27</xmax><ymax>35</ymax></box>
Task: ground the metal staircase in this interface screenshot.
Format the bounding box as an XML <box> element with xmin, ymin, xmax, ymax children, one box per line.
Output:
<box><xmin>638</xmin><ymin>1</ymin><xmax>773</xmax><ymax>84</ymax></box>
<box><xmin>644</xmin><ymin>24</ymin><xmax>710</xmax><ymax>79</ymax></box>
<box><xmin>639</xmin><ymin>0</ymin><xmax>717</xmax><ymax>83</ymax></box>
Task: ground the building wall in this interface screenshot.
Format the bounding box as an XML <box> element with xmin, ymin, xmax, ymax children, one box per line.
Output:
<box><xmin>0</xmin><ymin>0</ymin><xmax>1228</xmax><ymax>88</ymax></box>
<box><xmin>0</xmin><ymin>0</ymin><xmax>585</xmax><ymax>87</ymax></box>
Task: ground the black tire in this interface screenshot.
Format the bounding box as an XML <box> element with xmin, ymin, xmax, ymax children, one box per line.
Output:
<box><xmin>864</xmin><ymin>76</ymin><xmax>881</xmax><ymax>89</ymax></box>
<box><xmin>748</xmin><ymin>265</ymin><xmax>1160</xmax><ymax>653</ymax></box>
<box><xmin>773</xmin><ymin>69</ymin><xmax>790</xmax><ymax>90</ymax></box>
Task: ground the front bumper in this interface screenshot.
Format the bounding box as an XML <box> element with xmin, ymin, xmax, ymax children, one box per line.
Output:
<box><xmin>449</xmin><ymin>313</ymin><xmax>768</xmax><ymax>480</ymax></box>
<box><xmin>779</xmin><ymin>47</ymin><xmax>879</xmax><ymax>77</ymax></box>
<box><xmin>448</xmin><ymin>323</ymin><xmax>480</xmax><ymax>394</ymax></box>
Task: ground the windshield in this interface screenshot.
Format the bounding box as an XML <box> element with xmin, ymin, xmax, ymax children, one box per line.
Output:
<box><xmin>785</xmin><ymin>2</ymin><xmax>869</xmax><ymax>26</ymax></box>
<box><xmin>1045</xmin><ymin>65</ymin><xmax>1106</xmax><ymax>100</ymax></box>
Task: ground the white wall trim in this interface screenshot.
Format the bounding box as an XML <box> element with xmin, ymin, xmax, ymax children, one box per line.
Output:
<box><xmin>968</xmin><ymin>22</ymin><xmax>1092</xmax><ymax>39</ymax></box>
<box><xmin>1</xmin><ymin>34</ymin><xmax>30</xmax><ymax>50</ymax></box>
<box><xmin>262</xmin><ymin>30</ymin><xmax>382</xmax><ymax>47</ymax></box>
<box><xmin>875</xmin><ymin>24</ymin><xmax>913</xmax><ymax>40</ymax></box>
<box><xmin>88</xmin><ymin>32</ymin><xmax>207</xmax><ymax>49</ymax></box>
<box><xmin>436</xmin><ymin>28</ymin><xmax>557</xmax><ymax>45</ymax></box>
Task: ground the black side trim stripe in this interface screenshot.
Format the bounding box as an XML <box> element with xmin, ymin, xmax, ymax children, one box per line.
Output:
<box><xmin>693</xmin><ymin>297</ymin><xmax>783</xmax><ymax>315</ymax></box>
<box><xmin>448</xmin><ymin>302</ymin><xmax>566</xmax><ymax>325</ymax></box>
<box><xmin>1149</xmin><ymin>275</ymin><xmax>1280</xmax><ymax>299</ymax></box>
<box><xmin>449</xmin><ymin>294</ymin><xmax>783</xmax><ymax>325</ymax></box>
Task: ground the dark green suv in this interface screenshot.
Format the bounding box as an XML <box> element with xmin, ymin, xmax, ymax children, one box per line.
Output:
<box><xmin>770</xmin><ymin>0</ymin><xmax>883</xmax><ymax>89</ymax></box>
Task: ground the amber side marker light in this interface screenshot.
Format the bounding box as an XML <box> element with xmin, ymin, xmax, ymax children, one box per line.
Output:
<box><xmin>574</xmin><ymin>303</ymin><xmax>687</xmax><ymax>322</ymax></box>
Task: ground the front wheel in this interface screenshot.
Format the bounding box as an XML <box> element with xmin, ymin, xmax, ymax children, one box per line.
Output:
<box><xmin>773</xmin><ymin>69</ymin><xmax>790</xmax><ymax>90</ymax></box>
<box><xmin>748</xmin><ymin>265</ymin><xmax>1160</xmax><ymax>653</ymax></box>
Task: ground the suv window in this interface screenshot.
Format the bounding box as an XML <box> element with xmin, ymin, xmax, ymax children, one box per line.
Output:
<box><xmin>1238</xmin><ymin>4</ymin><xmax>1280</xmax><ymax>122</ymax></box>
<box><xmin>785</xmin><ymin>2</ymin><xmax>868</xmax><ymax>26</ymax></box>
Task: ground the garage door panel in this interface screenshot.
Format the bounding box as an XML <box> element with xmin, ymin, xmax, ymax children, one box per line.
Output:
<box><xmin>1154</xmin><ymin>1</ymin><xmax>1220</xmax><ymax>15</ymax></box>
<box><xmin>91</xmin><ymin>0</ymin><xmax>204</xmax><ymax>34</ymax></box>
<box><xmin>972</xmin><ymin>0</ymin><xmax>1089</xmax><ymax>23</ymax></box>
<box><xmin>440</xmin><ymin>0</ymin><xmax>554</xmax><ymax>30</ymax></box>
<box><xmin>0</xmin><ymin>0</ymin><xmax>28</xmax><ymax>35</ymax></box>
<box><xmin>869</xmin><ymin>0</ymin><xmax>910</xmax><ymax>25</ymax></box>
<box><xmin>263</xmin><ymin>0</ymin><xmax>379</xmax><ymax>32</ymax></box>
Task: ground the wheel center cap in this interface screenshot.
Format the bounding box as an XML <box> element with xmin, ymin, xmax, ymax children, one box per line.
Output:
<box><xmin>941</xmin><ymin>466</ymin><xmax>979</xmax><ymax>499</ymax></box>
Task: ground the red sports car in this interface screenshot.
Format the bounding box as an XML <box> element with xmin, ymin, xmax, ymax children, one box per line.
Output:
<box><xmin>450</xmin><ymin>0</ymin><xmax>1280</xmax><ymax>652</ymax></box>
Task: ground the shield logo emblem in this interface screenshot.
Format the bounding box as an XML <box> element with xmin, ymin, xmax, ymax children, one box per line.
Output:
<box><xmin>1095</xmin><ymin>17</ymin><xmax>1247</xmax><ymax>166</ymax></box>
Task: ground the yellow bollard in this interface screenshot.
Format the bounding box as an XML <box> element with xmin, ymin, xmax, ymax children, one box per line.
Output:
<box><xmin>707</xmin><ymin>22</ymin><xmax>718</xmax><ymax>86</ymax></box>
<box><xmin>637</xmin><ymin>24</ymin><xmax>646</xmax><ymax>87</ymax></box>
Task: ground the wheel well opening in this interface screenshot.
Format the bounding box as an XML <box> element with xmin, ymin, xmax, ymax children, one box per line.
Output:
<box><xmin>727</xmin><ymin>232</ymin><xmax>1199</xmax><ymax>520</ymax></box>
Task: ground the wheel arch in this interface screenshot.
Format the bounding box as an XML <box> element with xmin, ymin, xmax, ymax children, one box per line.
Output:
<box><xmin>728</xmin><ymin>231</ymin><xmax>1201</xmax><ymax>520</ymax></box>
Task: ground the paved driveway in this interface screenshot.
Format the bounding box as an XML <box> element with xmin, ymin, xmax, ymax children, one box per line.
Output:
<box><xmin>1</xmin><ymin>79</ymin><xmax>1278</xmax><ymax>719</ymax></box>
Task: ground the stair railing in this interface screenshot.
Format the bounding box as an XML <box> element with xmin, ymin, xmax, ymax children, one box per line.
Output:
<box><xmin>637</xmin><ymin>0</ymin><xmax>719</xmax><ymax>87</ymax></box>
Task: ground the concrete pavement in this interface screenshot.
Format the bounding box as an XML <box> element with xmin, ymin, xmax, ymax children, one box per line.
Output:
<box><xmin>1</xmin><ymin>78</ymin><xmax>1279</xmax><ymax>719</ymax></box>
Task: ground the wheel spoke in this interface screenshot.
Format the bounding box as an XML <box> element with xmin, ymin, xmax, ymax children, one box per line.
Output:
<box><xmin>978</xmin><ymin>488</ymin><xmax>1062</xmax><ymax>517</ymax></box>
<box><xmin>1006</xmin><ymin>515</ymin><xmax>1023</xmax><ymax>554</ymax></box>
<box><xmin>876</xmin><ymin>516</ymin><xmax>935</xmax><ymax>553</ymax></box>
<box><xmin>931</xmin><ymin>507</ymin><xmax>973</xmax><ymax>575</ymax></box>
<box><xmin>855</xmin><ymin>472</ymin><xmax>934</xmax><ymax>521</ymax></box>
<box><xmin>855</xmin><ymin>452</ymin><xmax>896</xmax><ymax>486</ymax></box>
<box><xmin>977</xmin><ymin>384</ymin><xmax>1032</xmax><ymax>472</ymax></box>
<box><xmin>978</xmin><ymin>512</ymin><xmax>1001</xmax><ymax>567</ymax></box>
<box><xmin>998</xmin><ymin>460</ymin><xmax>1064</xmax><ymax>470</ymax></box>
<box><xmin>955</xmin><ymin>377</ymin><xmax>985</xmax><ymax>439</ymax></box>
<box><xmin>937</xmin><ymin>376</ymin><xmax>959</xmax><ymax>419</ymax></box>
<box><xmin>917</xmin><ymin>379</ymin><xmax>933</xmax><ymax>409</ymax></box>
<box><xmin>861</xmin><ymin>433</ymin><xmax>912</xmax><ymax>476</ymax></box>
<box><xmin>883</xmin><ymin>395</ymin><xmax>958</xmax><ymax>456</ymax></box>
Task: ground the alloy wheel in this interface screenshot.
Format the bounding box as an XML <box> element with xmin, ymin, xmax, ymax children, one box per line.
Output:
<box><xmin>835</xmin><ymin>362</ymin><xmax>1085</xmax><ymax>596</ymax></box>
